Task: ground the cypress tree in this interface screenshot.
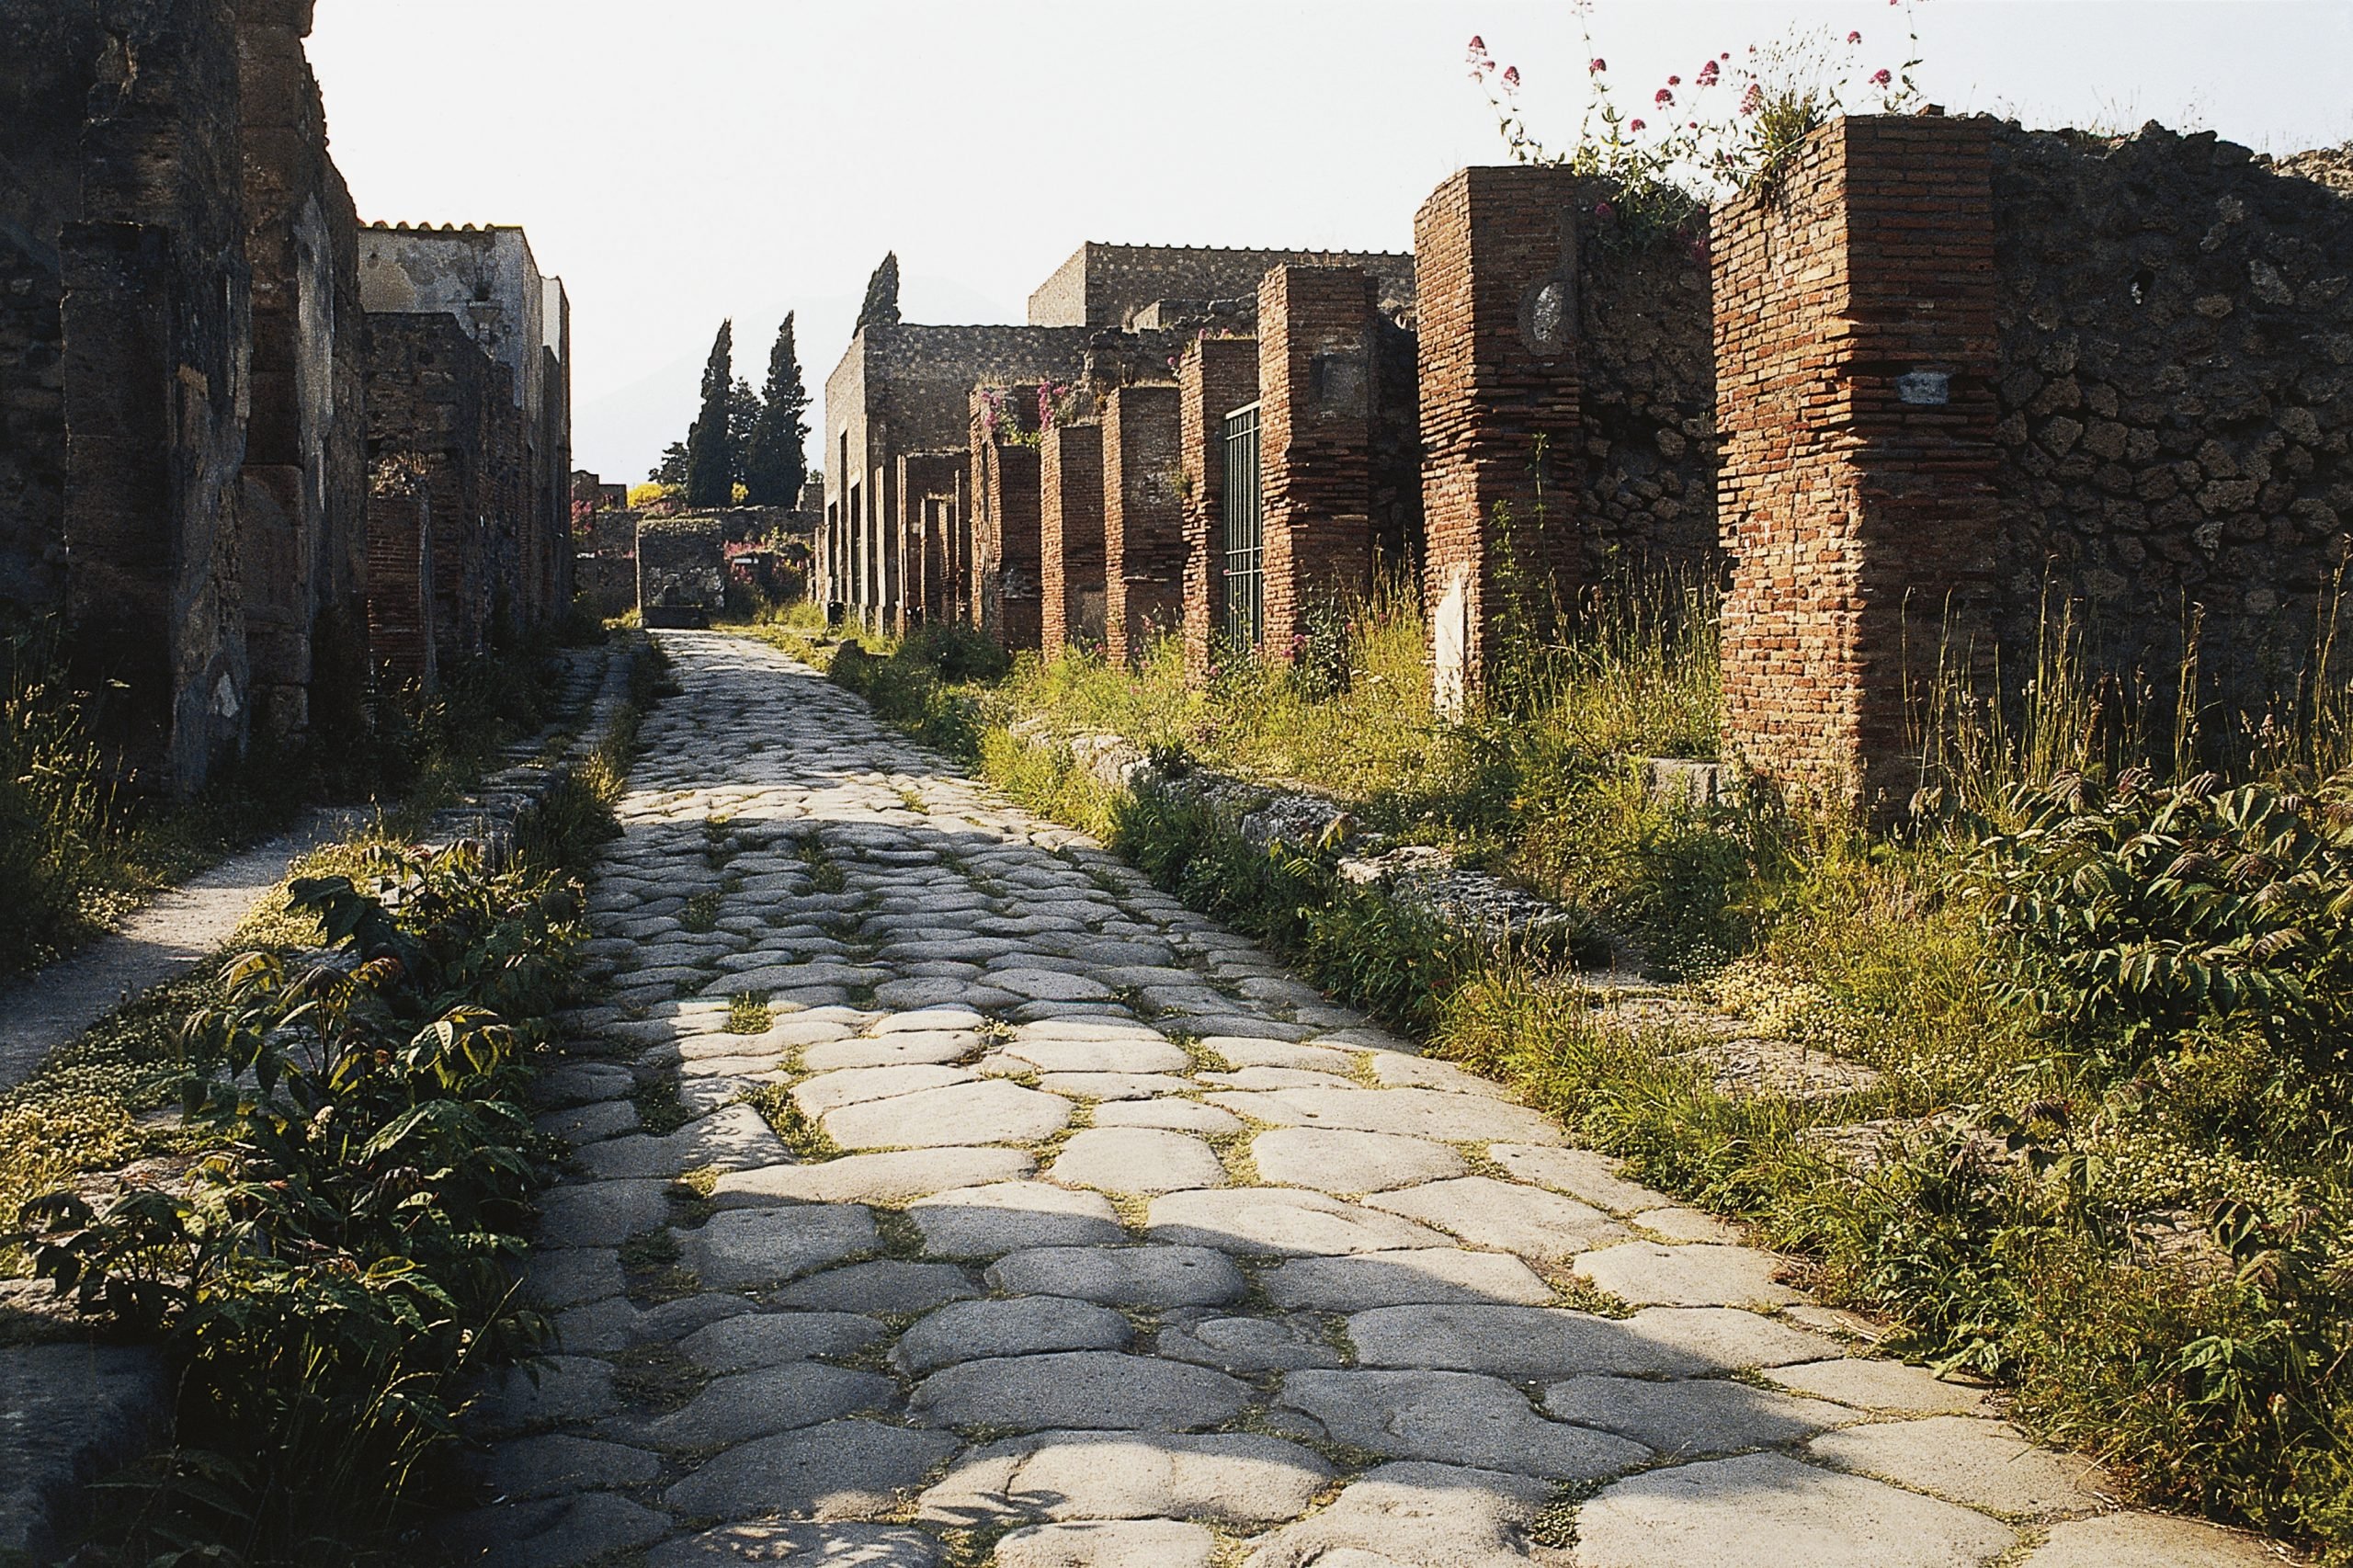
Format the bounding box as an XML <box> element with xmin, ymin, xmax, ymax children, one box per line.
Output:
<box><xmin>684</xmin><ymin>319</ymin><xmax>735</xmax><ymax>508</ymax></box>
<box><xmin>741</xmin><ymin>312</ymin><xmax>810</xmax><ymax>506</ymax></box>
<box><xmin>857</xmin><ymin>252</ymin><xmax>901</xmax><ymax>332</ymax></box>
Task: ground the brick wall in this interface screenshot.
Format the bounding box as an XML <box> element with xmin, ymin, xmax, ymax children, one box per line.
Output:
<box><xmin>1176</xmin><ymin>337</ymin><xmax>1260</xmax><ymax>682</ymax></box>
<box><xmin>1259</xmin><ymin>266</ymin><xmax>1377</xmax><ymax>658</ymax></box>
<box><xmin>1040</xmin><ymin>421</ymin><xmax>1106</xmax><ymax>656</ymax></box>
<box><xmin>892</xmin><ymin>449</ymin><xmax>960</xmax><ymax>631</ymax></box>
<box><xmin>968</xmin><ymin>385</ymin><xmax>1044</xmax><ymax>650</ymax></box>
<box><xmin>1102</xmin><ymin>382</ymin><xmax>1184</xmax><ymax>664</ymax></box>
<box><xmin>1714</xmin><ymin>116</ymin><xmax>2001</xmax><ymax>818</ymax></box>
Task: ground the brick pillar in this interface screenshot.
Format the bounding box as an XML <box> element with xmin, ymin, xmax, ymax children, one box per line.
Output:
<box><xmin>1178</xmin><ymin>336</ymin><xmax>1260</xmax><ymax>684</ymax></box>
<box><xmin>1259</xmin><ymin>266</ymin><xmax>1376</xmax><ymax>660</ymax></box>
<box><xmin>1040</xmin><ymin>421</ymin><xmax>1105</xmax><ymax>657</ymax></box>
<box><xmin>1102</xmin><ymin>383</ymin><xmax>1184</xmax><ymax>665</ymax></box>
<box><xmin>1714</xmin><ymin>115</ymin><xmax>2000</xmax><ymax>819</ymax></box>
<box><xmin>1415</xmin><ymin>165</ymin><xmax>1588</xmax><ymax>712</ymax></box>
<box><xmin>970</xmin><ymin>385</ymin><xmax>1043</xmax><ymax>650</ymax></box>
<box><xmin>895</xmin><ymin>451</ymin><xmax>958</xmax><ymax>630</ymax></box>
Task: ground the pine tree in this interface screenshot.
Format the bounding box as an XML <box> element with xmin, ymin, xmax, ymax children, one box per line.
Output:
<box><xmin>741</xmin><ymin>312</ymin><xmax>810</xmax><ymax>506</ymax></box>
<box><xmin>857</xmin><ymin>252</ymin><xmax>901</xmax><ymax>332</ymax></box>
<box><xmin>651</xmin><ymin>441</ymin><xmax>688</xmax><ymax>491</ymax></box>
<box><xmin>684</xmin><ymin>319</ymin><xmax>735</xmax><ymax>509</ymax></box>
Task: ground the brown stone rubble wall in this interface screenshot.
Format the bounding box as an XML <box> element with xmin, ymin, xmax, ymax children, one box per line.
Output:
<box><xmin>1040</xmin><ymin>421</ymin><xmax>1106</xmax><ymax>657</ymax></box>
<box><xmin>1101</xmin><ymin>382</ymin><xmax>1184</xmax><ymax>665</ymax></box>
<box><xmin>1177</xmin><ymin>337</ymin><xmax>1260</xmax><ymax>683</ymax></box>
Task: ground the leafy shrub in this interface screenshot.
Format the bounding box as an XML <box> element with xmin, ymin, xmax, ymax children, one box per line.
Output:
<box><xmin>0</xmin><ymin>623</ymin><xmax>114</xmax><ymax>974</ymax></box>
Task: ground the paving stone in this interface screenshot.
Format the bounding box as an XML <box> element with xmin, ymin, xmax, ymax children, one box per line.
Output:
<box><xmin>712</xmin><ymin>1148</ymin><xmax>1034</xmax><ymax>1208</ymax></box>
<box><xmin>1543</xmin><ymin>1375</ymin><xmax>1852</xmax><ymax>1456</ymax></box>
<box><xmin>1204</xmin><ymin>1086</ymin><xmax>1567</xmax><ymax>1144</ymax></box>
<box><xmin>641</xmin><ymin>1362</ymin><xmax>901</xmax><ymax>1449</ymax></box>
<box><xmin>1000</xmin><ymin>1034</ymin><xmax>1191</xmax><ymax>1074</ymax></box>
<box><xmin>1047</xmin><ymin>1128</ymin><xmax>1224</xmax><ymax>1194</ymax></box>
<box><xmin>992</xmin><ymin>968</ymin><xmax>1115</xmax><ymax>1002</ymax></box>
<box><xmin>1574</xmin><ymin>1242</ymin><xmax>1804</xmax><ymax>1308</ymax></box>
<box><xmin>524</xmin><ymin>1247</ymin><xmax>625</xmax><ymax>1310</ymax></box>
<box><xmin>438</xmin><ymin>1490</ymin><xmax>673</xmax><ymax>1568</ymax></box>
<box><xmin>907</xmin><ymin>1181</ymin><xmax>1125</xmax><ymax>1255</ymax></box>
<box><xmin>1147</xmin><ymin>1187</ymin><xmax>1453</xmax><ymax>1256</ymax></box>
<box><xmin>995</xmin><ymin>1519</ymin><xmax>1215</xmax><ymax>1568</ymax></box>
<box><xmin>2019</xmin><ymin>1512</ymin><xmax>2284</xmax><ymax>1567</ymax></box>
<box><xmin>535</xmin><ymin>1098</ymin><xmax>641</xmax><ymax>1144</ymax></box>
<box><xmin>912</xmin><ymin>1351</ymin><xmax>1250</xmax><ymax>1432</ymax></box>
<box><xmin>801</xmin><ymin>1030</ymin><xmax>983</xmax><ymax>1070</ymax></box>
<box><xmin>679</xmin><ymin>1311</ymin><xmax>883</xmax><ymax>1372</ymax></box>
<box><xmin>1633</xmin><ymin>1206</ymin><xmax>1745</xmax><ymax>1244</ymax></box>
<box><xmin>1034</xmin><ymin>1072</ymin><xmax>1197</xmax><ymax>1100</ymax></box>
<box><xmin>1203</xmin><ymin>1067</ymin><xmax>1365</xmax><ymax>1092</ymax></box>
<box><xmin>533</xmin><ymin>1062</ymin><xmax>637</xmax><ymax>1109</ymax></box>
<box><xmin>1248</xmin><ymin>1128</ymin><xmax>1468</xmax><ymax>1193</ymax></box>
<box><xmin>1237</xmin><ymin>1460</ymin><xmax>1558</xmax><ymax>1568</ymax></box>
<box><xmin>1362</xmin><ymin>1054</ymin><xmax>1511</xmax><ymax>1096</ymax></box>
<box><xmin>1367</xmin><ymin>1176</ymin><xmax>1626</xmax><ymax>1260</ymax></box>
<box><xmin>678</xmin><ymin>1204</ymin><xmax>878</xmax><ymax>1290</ymax></box>
<box><xmin>824</xmin><ymin>1080</ymin><xmax>1073</xmax><ymax>1149</ymax></box>
<box><xmin>535</xmin><ymin>1179</ymin><xmax>671</xmax><ymax>1248</ymax></box>
<box><xmin>662</xmin><ymin>1418</ymin><xmax>961</xmax><ymax>1521</ymax></box>
<box><xmin>1805</xmin><ymin>1415</ymin><xmax>2109</xmax><ymax>1517</ymax></box>
<box><xmin>1483</xmin><ymin>1143</ymin><xmax>1673</xmax><ymax>1212</ymax></box>
<box><xmin>1200</xmin><ymin>1039</ymin><xmax>1359</xmax><ymax>1073</ymax></box>
<box><xmin>1764</xmin><ymin>1358</ymin><xmax>1994</xmax><ymax>1415</ymax></box>
<box><xmin>472</xmin><ymin>1358</ymin><xmax>618</xmax><ymax>1438</ymax></box>
<box><xmin>551</xmin><ymin>1295</ymin><xmax>640</xmax><ymax>1353</ymax></box>
<box><xmin>576</xmin><ymin>1105</ymin><xmax>792</xmax><ymax>1179</ymax></box>
<box><xmin>1572</xmin><ymin>1450</ymin><xmax>2018</xmax><ymax>1568</ymax></box>
<box><xmin>986</xmin><ymin>1245</ymin><xmax>1246</xmax><ymax>1307</ymax></box>
<box><xmin>1156</xmin><ymin>1310</ymin><xmax>1345</xmax><ymax>1372</ymax></box>
<box><xmin>873</xmin><ymin>1006</ymin><xmax>990</xmax><ymax>1033</ymax></box>
<box><xmin>1344</xmin><ymin>1304</ymin><xmax>1840</xmax><ymax>1379</ymax></box>
<box><xmin>1090</xmin><ymin>1098</ymin><xmax>1245</xmax><ymax>1134</ymax></box>
<box><xmin>872</xmin><ymin>977</ymin><xmax>1019</xmax><ymax>1010</ymax></box>
<box><xmin>892</xmin><ymin>1296</ymin><xmax>1133</xmax><ymax>1374</ymax></box>
<box><xmin>1264</xmin><ymin>1248</ymin><xmax>1554</xmax><ymax>1310</ymax></box>
<box><xmin>792</xmin><ymin>1064</ymin><xmax>975</xmax><ymax>1115</ymax></box>
<box><xmin>647</xmin><ymin>1521</ymin><xmax>942</xmax><ymax>1565</ymax></box>
<box><xmin>1278</xmin><ymin>1369</ymin><xmax>1650</xmax><ymax>1479</ymax></box>
<box><xmin>916</xmin><ymin>1429</ymin><xmax>1333</xmax><ymax>1526</ymax></box>
<box><xmin>481</xmin><ymin>1433</ymin><xmax>662</xmax><ymax>1501</ymax></box>
<box><xmin>777</xmin><ymin>1261</ymin><xmax>979</xmax><ymax>1313</ymax></box>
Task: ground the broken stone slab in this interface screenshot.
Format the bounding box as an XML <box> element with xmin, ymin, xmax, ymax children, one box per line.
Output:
<box><xmin>480</xmin><ymin>1433</ymin><xmax>663</xmax><ymax>1503</ymax></box>
<box><xmin>0</xmin><ymin>1343</ymin><xmax>168</xmax><ymax>1562</ymax></box>
<box><xmin>1155</xmin><ymin>1311</ymin><xmax>1346</xmax><ymax>1373</ymax></box>
<box><xmin>678</xmin><ymin>1311</ymin><xmax>884</xmax><ymax>1372</ymax></box>
<box><xmin>1046</xmin><ymin>1128</ymin><xmax>1226</xmax><ymax>1194</ymax></box>
<box><xmin>995</xmin><ymin>1519</ymin><xmax>1216</xmax><ymax>1568</ymax></box>
<box><xmin>911</xmin><ymin>1351</ymin><xmax>1251</xmax><ymax>1433</ymax></box>
<box><xmin>915</xmin><ymin>1428</ymin><xmax>1333</xmax><ymax>1527</ymax></box>
<box><xmin>1763</xmin><ymin>1358</ymin><xmax>1994</xmax><ymax>1415</ymax></box>
<box><xmin>907</xmin><ymin>1181</ymin><xmax>1126</xmax><ymax>1256</ymax></box>
<box><xmin>1345</xmin><ymin>1304</ymin><xmax>1844</xmax><ymax>1379</ymax></box>
<box><xmin>777</xmin><ymin>1260</ymin><xmax>979</xmax><ymax>1314</ymax></box>
<box><xmin>1203</xmin><ymin>1086</ymin><xmax>1567</xmax><ymax>1145</ymax></box>
<box><xmin>637</xmin><ymin>1362</ymin><xmax>901</xmax><ymax>1449</ymax></box>
<box><xmin>1543</xmin><ymin>1376</ymin><xmax>1851</xmax><ymax>1458</ymax></box>
<box><xmin>1804</xmin><ymin>1416</ymin><xmax>2109</xmax><ymax>1517</ymax></box>
<box><xmin>535</xmin><ymin>1178</ymin><xmax>672</xmax><ymax>1248</ymax></box>
<box><xmin>1237</xmin><ymin>1460</ymin><xmax>1568</xmax><ymax>1568</ymax></box>
<box><xmin>1483</xmin><ymin>1142</ymin><xmax>1674</xmax><ymax>1213</ymax></box>
<box><xmin>824</xmin><ymin>1080</ymin><xmax>1074</xmax><ymax>1149</ymax></box>
<box><xmin>1278</xmin><ymin>1369</ymin><xmax>1650</xmax><ymax>1479</ymax></box>
<box><xmin>661</xmin><ymin>1417</ymin><xmax>961</xmax><ymax>1522</ymax></box>
<box><xmin>575</xmin><ymin>1104</ymin><xmax>791</xmax><ymax>1179</ymax></box>
<box><xmin>1366</xmin><ymin>1176</ymin><xmax>1626</xmax><ymax>1260</ymax></box>
<box><xmin>986</xmin><ymin>1244</ymin><xmax>1246</xmax><ymax>1307</ymax></box>
<box><xmin>1573</xmin><ymin>1241</ymin><xmax>1804</xmax><ymax>1308</ymax></box>
<box><xmin>435</xmin><ymin>1490</ymin><xmax>674</xmax><ymax>1568</ymax></box>
<box><xmin>1248</xmin><ymin>1127</ymin><xmax>1468</xmax><ymax>1193</ymax></box>
<box><xmin>1091</xmin><ymin>1098</ymin><xmax>1245</xmax><ymax>1134</ymax></box>
<box><xmin>647</xmin><ymin>1521</ymin><xmax>942</xmax><ymax>1566</ymax></box>
<box><xmin>1146</xmin><ymin>1187</ymin><xmax>1452</xmax><ymax>1256</ymax></box>
<box><xmin>1261</xmin><ymin>1249</ymin><xmax>1555</xmax><ymax>1310</ymax></box>
<box><xmin>676</xmin><ymin>1203</ymin><xmax>878</xmax><ymax>1290</ymax></box>
<box><xmin>1572</xmin><ymin>1450</ymin><xmax>2017</xmax><ymax>1568</ymax></box>
<box><xmin>2019</xmin><ymin>1511</ymin><xmax>2284</xmax><ymax>1567</ymax></box>
<box><xmin>791</xmin><ymin>1063</ymin><xmax>976</xmax><ymax>1116</ymax></box>
<box><xmin>892</xmin><ymin>1295</ymin><xmax>1133</xmax><ymax>1374</ymax></box>
<box><xmin>712</xmin><ymin>1147</ymin><xmax>1035</xmax><ymax>1208</ymax></box>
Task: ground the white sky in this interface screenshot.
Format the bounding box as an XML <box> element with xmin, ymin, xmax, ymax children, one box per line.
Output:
<box><xmin>308</xmin><ymin>1</ymin><xmax>2353</xmax><ymax>486</ymax></box>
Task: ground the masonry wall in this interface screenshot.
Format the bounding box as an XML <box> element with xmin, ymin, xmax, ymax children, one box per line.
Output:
<box><xmin>1176</xmin><ymin>337</ymin><xmax>1261</xmax><ymax>683</ymax></box>
<box><xmin>968</xmin><ymin>386</ymin><xmax>1043</xmax><ymax>651</ymax></box>
<box><xmin>1040</xmin><ymin>421</ymin><xmax>1106</xmax><ymax>656</ymax></box>
<box><xmin>638</xmin><ymin>517</ymin><xmax>726</xmax><ymax>628</ymax></box>
<box><xmin>1259</xmin><ymin>267</ymin><xmax>1377</xmax><ymax>659</ymax></box>
<box><xmin>893</xmin><ymin>450</ymin><xmax>960</xmax><ymax>631</ymax></box>
<box><xmin>1029</xmin><ymin>244</ymin><xmax>1418</xmax><ymax>330</ymax></box>
<box><xmin>1101</xmin><ymin>383</ymin><xmax>1184</xmax><ymax>664</ymax></box>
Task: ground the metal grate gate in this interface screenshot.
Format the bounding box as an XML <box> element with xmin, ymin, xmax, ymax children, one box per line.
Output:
<box><xmin>1221</xmin><ymin>403</ymin><xmax>1263</xmax><ymax>650</ymax></box>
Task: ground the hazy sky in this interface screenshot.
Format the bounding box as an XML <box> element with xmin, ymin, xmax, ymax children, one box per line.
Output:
<box><xmin>307</xmin><ymin>2</ymin><xmax>2353</xmax><ymax>485</ymax></box>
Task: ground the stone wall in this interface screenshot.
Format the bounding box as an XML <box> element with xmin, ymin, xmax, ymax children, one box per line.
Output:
<box><xmin>1259</xmin><ymin>267</ymin><xmax>1379</xmax><ymax>659</ymax></box>
<box><xmin>1176</xmin><ymin>337</ymin><xmax>1260</xmax><ymax>683</ymax></box>
<box><xmin>637</xmin><ymin>517</ymin><xmax>726</xmax><ymax>628</ymax></box>
<box><xmin>968</xmin><ymin>387</ymin><xmax>1043</xmax><ymax>651</ymax></box>
<box><xmin>1029</xmin><ymin>243</ymin><xmax>1417</xmax><ymax>330</ymax></box>
<box><xmin>1040</xmin><ymin>421</ymin><xmax>1106</xmax><ymax>656</ymax></box>
<box><xmin>1101</xmin><ymin>383</ymin><xmax>1183</xmax><ymax>664</ymax></box>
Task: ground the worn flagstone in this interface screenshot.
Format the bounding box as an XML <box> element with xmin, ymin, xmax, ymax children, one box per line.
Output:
<box><xmin>456</xmin><ymin>632</ymin><xmax>2223</xmax><ymax>1565</ymax></box>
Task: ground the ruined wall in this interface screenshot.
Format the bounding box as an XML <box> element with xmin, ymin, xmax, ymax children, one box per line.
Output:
<box><xmin>637</xmin><ymin>517</ymin><xmax>726</xmax><ymax>628</ymax></box>
<box><xmin>968</xmin><ymin>386</ymin><xmax>1043</xmax><ymax>651</ymax></box>
<box><xmin>1029</xmin><ymin>244</ymin><xmax>1417</xmax><ymax>330</ymax></box>
<box><xmin>1101</xmin><ymin>383</ymin><xmax>1183</xmax><ymax>665</ymax></box>
<box><xmin>1259</xmin><ymin>267</ymin><xmax>1378</xmax><ymax>659</ymax></box>
<box><xmin>1176</xmin><ymin>337</ymin><xmax>1260</xmax><ymax>683</ymax></box>
<box><xmin>1581</xmin><ymin>222</ymin><xmax>1718</xmax><ymax>582</ymax></box>
<box><xmin>1040</xmin><ymin>421</ymin><xmax>1105</xmax><ymax>656</ymax></box>
<box><xmin>893</xmin><ymin>449</ymin><xmax>960</xmax><ymax>631</ymax></box>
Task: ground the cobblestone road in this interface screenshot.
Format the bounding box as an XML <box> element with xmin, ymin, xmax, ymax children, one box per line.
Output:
<box><xmin>451</xmin><ymin>631</ymin><xmax>2275</xmax><ymax>1568</ymax></box>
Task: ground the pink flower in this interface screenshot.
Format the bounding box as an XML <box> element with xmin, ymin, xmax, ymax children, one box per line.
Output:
<box><xmin>1654</xmin><ymin>86</ymin><xmax>1674</xmax><ymax>105</ymax></box>
<box><xmin>1502</xmin><ymin>64</ymin><xmax>1521</xmax><ymax>88</ymax></box>
<box><xmin>1667</xmin><ymin>74</ymin><xmax>1681</xmax><ymax>85</ymax></box>
<box><xmin>1594</xmin><ymin>199</ymin><xmax>1616</xmax><ymax>218</ymax></box>
<box><xmin>1467</xmin><ymin>34</ymin><xmax>1485</xmax><ymax>51</ymax></box>
<box><xmin>1589</xmin><ymin>56</ymin><xmax>1608</xmax><ymax>73</ymax></box>
<box><xmin>1740</xmin><ymin>83</ymin><xmax>1765</xmax><ymax>115</ymax></box>
<box><xmin>1847</xmin><ymin>29</ymin><xmax>1863</xmax><ymax>43</ymax></box>
<box><xmin>1872</xmin><ymin>67</ymin><xmax>1893</xmax><ymax>85</ymax></box>
<box><xmin>1629</xmin><ymin>117</ymin><xmax>1646</xmax><ymax>131</ymax></box>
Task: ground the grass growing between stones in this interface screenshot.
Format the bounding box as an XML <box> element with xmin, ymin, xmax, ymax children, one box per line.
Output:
<box><xmin>749</xmin><ymin>589</ymin><xmax>2353</xmax><ymax>1560</ymax></box>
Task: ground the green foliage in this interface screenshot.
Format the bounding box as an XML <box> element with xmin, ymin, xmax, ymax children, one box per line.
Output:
<box><xmin>741</xmin><ymin>312</ymin><xmax>811</xmax><ymax>507</ymax></box>
<box><xmin>0</xmin><ymin>622</ymin><xmax>116</xmax><ymax>974</ymax></box>
<box><xmin>824</xmin><ymin>629</ymin><xmax>1003</xmax><ymax>762</ymax></box>
<box><xmin>9</xmin><ymin>845</ymin><xmax>583</xmax><ymax>1560</ymax></box>
<box><xmin>685</xmin><ymin>319</ymin><xmax>736</xmax><ymax>509</ymax></box>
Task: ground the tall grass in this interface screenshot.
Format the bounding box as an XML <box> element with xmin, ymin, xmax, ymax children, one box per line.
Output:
<box><xmin>0</xmin><ymin>624</ymin><xmax>119</xmax><ymax>974</ymax></box>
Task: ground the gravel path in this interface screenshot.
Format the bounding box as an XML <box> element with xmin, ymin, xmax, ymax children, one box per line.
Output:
<box><xmin>453</xmin><ymin>630</ymin><xmax>2274</xmax><ymax>1568</ymax></box>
